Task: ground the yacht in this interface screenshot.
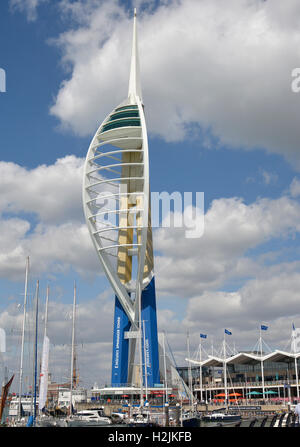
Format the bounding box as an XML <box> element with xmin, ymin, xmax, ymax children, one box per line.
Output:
<box><xmin>201</xmin><ymin>412</ymin><xmax>241</xmax><ymax>423</ymax></box>
<box><xmin>127</xmin><ymin>409</ymin><xmax>160</xmax><ymax>427</ymax></box>
<box><xmin>66</xmin><ymin>409</ymin><xmax>112</xmax><ymax>426</ymax></box>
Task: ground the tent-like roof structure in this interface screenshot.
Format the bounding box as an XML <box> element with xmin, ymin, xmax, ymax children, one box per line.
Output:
<box><xmin>185</xmin><ymin>349</ymin><xmax>300</xmax><ymax>367</ymax></box>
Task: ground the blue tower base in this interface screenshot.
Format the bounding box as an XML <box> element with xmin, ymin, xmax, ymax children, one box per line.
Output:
<box><xmin>111</xmin><ymin>296</ymin><xmax>131</xmax><ymax>387</ymax></box>
<box><xmin>111</xmin><ymin>276</ymin><xmax>160</xmax><ymax>387</ymax></box>
<box><xmin>141</xmin><ymin>276</ymin><xmax>160</xmax><ymax>387</ymax></box>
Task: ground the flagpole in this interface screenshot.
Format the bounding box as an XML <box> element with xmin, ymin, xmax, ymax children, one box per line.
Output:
<box><xmin>187</xmin><ymin>332</ymin><xmax>194</xmax><ymax>410</ymax></box>
<box><xmin>223</xmin><ymin>331</ymin><xmax>227</xmax><ymax>407</ymax></box>
<box><xmin>69</xmin><ymin>281</ymin><xmax>76</xmax><ymax>417</ymax></box>
<box><xmin>200</xmin><ymin>338</ymin><xmax>203</xmax><ymax>403</ymax></box>
<box><xmin>295</xmin><ymin>357</ymin><xmax>299</xmax><ymax>399</ymax></box>
<box><xmin>292</xmin><ymin>324</ymin><xmax>299</xmax><ymax>398</ymax></box>
<box><xmin>259</xmin><ymin>325</ymin><xmax>265</xmax><ymax>401</ymax></box>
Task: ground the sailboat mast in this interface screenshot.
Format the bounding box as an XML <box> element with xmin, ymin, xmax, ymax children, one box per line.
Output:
<box><xmin>38</xmin><ymin>285</ymin><xmax>50</xmax><ymax>414</ymax></box>
<box><xmin>187</xmin><ymin>332</ymin><xmax>193</xmax><ymax>409</ymax></box>
<box><xmin>33</xmin><ymin>280</ymin><xmax>39</xmax><ymax>426</ymax></box>
<box><xmin>142</xmin><ymin>320</ymin><xmax>148</xmax><ymax>403</ymax></box>
<box><xmin>69</xmin><ymin>282</ymin><xmax>76</xmax><ymax>416</ymax></box>
<box><xmin>163</xmin><ymin>332</ymin><xmax>168</xmax><ymax>405</ymax></box>
<box><xmin>18</xmin><ymin>256</ymin><xmax>29</xmax><ymax>421</ymax></box>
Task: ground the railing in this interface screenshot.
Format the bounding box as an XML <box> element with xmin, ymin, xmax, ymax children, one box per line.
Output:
<box><xmin>194</xmin><ymin>380</ymin><xmax>300</xmax><ymax>391</ymax></box>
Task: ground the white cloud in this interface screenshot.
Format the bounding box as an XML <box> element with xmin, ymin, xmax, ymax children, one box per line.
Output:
<box><xmin>0</xmin><ymin>156</ymin><xmax>100</xmax><ymax>280</ymax></box>
<box><xmin>290</xmin><ymin>177</ymin><xmax>300</xmax><ymax>197</ymax></box>
<box><xmin>0</xmin><ymin>218</ymin><xmax>100</xmax><ymax>281</ymax></box>
<box><xmin>0</xmin><ymin>156</ymin><xmax>84</xmax><ymax>224</ymax></box>
<box><xmin>50</xmin><ymin>0</ymin><xmax>300</xmax><ymax>168</ymax></box>
<box><xmin>9</xmin><ymin>0</ymin><xmax>48</xmax><ymax>21</ymax></box>
<box><xmin>180</xmin><ymin>263</ymin><xmax>300</xmax><ymax>353</ymax></box>
<box><xmin>0</xmin><ymin>154</ymin><xmax>300</xmax><ymax>291</ymax></box>
<box><xmin>260</xmin><ymin>169</ymin><xmax>278</xmax><ymax>186</ymax></box>
<box><xmin>154</xmin><ymin>195</ymin><xmax>300</xmax><ymax>296</ymax></box>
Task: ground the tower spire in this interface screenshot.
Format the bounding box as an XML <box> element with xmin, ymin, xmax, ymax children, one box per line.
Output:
<box><xmin>128</xmin><ymin>8</ymin><xmax>142</xmax><ymax>103</ymax></box>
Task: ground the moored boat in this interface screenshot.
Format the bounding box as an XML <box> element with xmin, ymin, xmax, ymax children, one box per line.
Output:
<box><xmin>201</xmin><ymin>412</ymin><xmax>241</xmax><ymax>423</ymax></box>
<box><xmin>65</xmin><ymin>409</ymin><xmax>112</xmax><ymax>426</ymax></box>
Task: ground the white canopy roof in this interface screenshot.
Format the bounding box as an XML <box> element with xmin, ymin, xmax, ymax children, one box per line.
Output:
<box><xmin>186</xmin><ymin>349</ymin><xmax>299</xmax><ymax>367</ymax></box>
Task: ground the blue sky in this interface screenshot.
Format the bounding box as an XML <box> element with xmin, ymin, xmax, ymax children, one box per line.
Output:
<box><xmin>1</xmin><ymin>0</ymin><xmax>300</xmax><ymax>388</ymax></box>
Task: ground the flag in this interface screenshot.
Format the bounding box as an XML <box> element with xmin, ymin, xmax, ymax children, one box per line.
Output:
<box><xmin>261</xmin><ymin>325</ymin><xmax>268</xmax><ymax>331</ymax></box>
<box><xmin>200</xmin><ymin>334</ymin><xmax>207</xmax><ymax>339</ymax></box>
<box><xmin>225</xmin><ymin>329</ymin><xmax>232</xmax><ymax>335</ymax></box>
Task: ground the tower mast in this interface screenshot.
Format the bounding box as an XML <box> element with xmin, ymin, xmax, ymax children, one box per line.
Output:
<box><xmin>69</xmin><ymin>282</ymin><xmax>76</xmax><ymax>416</ymax></box>
<box><xmin>128</xmin><ymin>8</ymin><xmax>142</xmax><ymax>102</ymax></box>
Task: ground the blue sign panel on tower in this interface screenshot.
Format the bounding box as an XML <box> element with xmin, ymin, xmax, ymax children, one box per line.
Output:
<box><xmin>111</xmin><ymin>296</ymin><xmax>131</xmax><ymax>386</ymax></box>
<box><xmin>141</xmin><ymin>276</ymin><xmax>160</xmax><ymax>387</ymax></box>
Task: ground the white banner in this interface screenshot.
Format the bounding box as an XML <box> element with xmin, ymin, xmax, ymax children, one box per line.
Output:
<box><xmin>39</xmin><ymin>336</ymin><xmax>50</xmax><ymax>410</ymax></box>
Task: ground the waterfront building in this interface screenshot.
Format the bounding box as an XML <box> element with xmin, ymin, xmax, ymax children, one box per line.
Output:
<box><xmin>186</xmin><ymin>350</ymin><xmax>300</xmax><ymax>401</ymax></box>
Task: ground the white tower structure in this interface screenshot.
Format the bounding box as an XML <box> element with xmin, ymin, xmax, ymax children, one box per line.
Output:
<box><xmin>82</xmin><ymin>10</ymin><xmax>160</xmax><ymax>388</ymax></box>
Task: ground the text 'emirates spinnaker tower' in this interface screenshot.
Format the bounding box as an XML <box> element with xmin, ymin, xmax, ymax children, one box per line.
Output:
<box><xmin>82</xmin><ymin>11</ymin><xmax>160</xmax><ymax>388</ymax></box>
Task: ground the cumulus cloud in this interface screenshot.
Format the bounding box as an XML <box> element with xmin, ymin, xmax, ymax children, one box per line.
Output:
<box><xmin>154</xmin><ymin>195</ymin><xmax>300</xmax><ymax>296</ymax></box>
<box><xmin>0</xmin><ymin>156</ymin><xmax>101</xmax><ymax>281</ymax></box>
<box><xmin>0</xmin><ymin>218</ymin><xmax>100</xmax><ymax>281</ymax></box>
<box><xmin>0</xmin><ymin>156</ymin><xmax>84</xmax><ymax>224</ymax></box>
<box><xmin>1</xmin><ymin>154</ymin><xmax>300</xmax><ymax>291</ymax></box>
<box><xmin>180</xmin><ymin>263</ymin><xmax>300</xmax><ymax>354</ymax></box>
<box><xmin>49</xmin><ymin>0</ymin><xmax>300</xmax><ymax>168</ymax></box>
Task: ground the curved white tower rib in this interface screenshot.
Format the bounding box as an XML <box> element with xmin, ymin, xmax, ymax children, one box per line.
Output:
<box><xmin>82</xmin><ymin>10</ymin><xmax>151</xmax><ymax>340</ymax></box>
